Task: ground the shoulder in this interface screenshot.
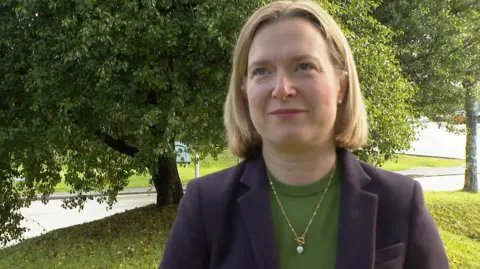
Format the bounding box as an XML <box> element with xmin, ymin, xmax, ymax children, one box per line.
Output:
<box><xmin>180</xmin><ymin>160</ymin><xmax>249</xmax><ymax>237</ymax></box>
<box><xmin>360</xmin><ymin>160</ymin><xmax>416</xmax><ymax>188</ymax></box>
<box><xmin>356</xmin><ymin>161</ymin><xmax>425</xmax><ymax>236</ymax></box>
<box><xmin>358</xmin><ymin>160</ymin><xmax>419</xmax><ymax>207</ymax></box>
<box><xmin>184</xmin><ymin>160</ymin><xmax>247</xmax><ymax>203</ymax></box>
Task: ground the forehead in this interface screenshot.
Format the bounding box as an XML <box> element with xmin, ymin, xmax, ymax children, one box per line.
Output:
<box><xmin>247</xmin><ymin>18</ymin><xmax>328</xmax><ymax>64</ymax></box>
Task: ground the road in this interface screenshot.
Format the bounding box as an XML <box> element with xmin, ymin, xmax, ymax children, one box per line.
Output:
<box><xmin>4</xmin><ymin>193</ymin><xmax>156</xmax><ymax>248</ymax></box>
<box><xmin>415</xmin><ymin>175</ymin><xmax>465</xmax><ymax>191</ymax></box>
<box><xmin>403</xmin><ymin>122</ymin><xmax>471</xmax><ymax>159</ymax></box>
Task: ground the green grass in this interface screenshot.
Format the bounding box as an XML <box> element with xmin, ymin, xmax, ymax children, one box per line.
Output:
<box><xmin>425</xmin><ymin>191</ymin><xmax>480</xmax><ymax>268</ymax></box>
<box><xmin>52</xmin><ymin>152</ymin><xmax>463</xmax><ymax>192</ymax></box>
<box><xmin>381</xmin><ymin>155</ymin><xmax>464</xmax><ymax>171</ymax></box>
<box><xmin>0</xmin><ymin>205</ymin><xmax>177</xmax><ymax>269</ymax></box>
<box><xmin>0</xmin><ymin>192</ymin><xmax>477</xmax><ymax>268</ymax></box>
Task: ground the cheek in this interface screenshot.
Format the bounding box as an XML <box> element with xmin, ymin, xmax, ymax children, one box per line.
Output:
<box><xmin>247</xmin><ymin>96</ymin><xmax>265</xmax><ymax>123</ymax></box>
<box><xmin>246</xmin><ymin>86</ymin><xmax>270</xmax><ymax>115</ymax></box>
<box><xmin>299</xmin><ymin>80</ymin><xmax>337</xmax><ymax>105</ymax></box>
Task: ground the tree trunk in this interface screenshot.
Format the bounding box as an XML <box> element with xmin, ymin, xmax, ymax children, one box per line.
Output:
<box><xmin>463</xmin><ymin>79</ymin><xmax>479</xmax><ymax>193</ymax></box>
<box><xmin>150</xmin><ymin>156</ymin><xmax>184</xmax><ymax>206</ymax></box>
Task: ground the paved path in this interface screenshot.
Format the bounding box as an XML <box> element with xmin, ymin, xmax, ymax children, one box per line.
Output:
<box><xmin>415</xmin><ymin>175</ymin><xmax>465</xmax><ymax>191</ymax></box>
<box><xmin>397</xmin><ymin>166</ymin><xmax>465</xmax><ymax>178</ymax></box>
<box><xmin>5</xmin><ymin>193</ymin><xmax>156</xmax><ymax>248</ymax></box>
<box><xmin>403</xmin><ymin>122</ymin><xmax>472</xmax><ymax>159</ymax></box>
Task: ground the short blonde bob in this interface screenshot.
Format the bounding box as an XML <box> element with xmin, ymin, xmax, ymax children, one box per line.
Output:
<box><xmin>224</xmin><ymin>0</ymin><xmax>368</xmax><ymax>158</ymax></box>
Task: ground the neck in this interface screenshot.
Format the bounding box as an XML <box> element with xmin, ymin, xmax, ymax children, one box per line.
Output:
<box><xmin>262</xmin><ymin>142</ymin><xmax>337</xmax><ymax>186</ymax></box>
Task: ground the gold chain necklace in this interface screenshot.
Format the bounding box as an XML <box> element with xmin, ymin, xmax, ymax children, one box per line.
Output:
<box><xmin>268</xmin><ymin>163</ymin><xmax>336</xmax><ymax>254</ymax></box>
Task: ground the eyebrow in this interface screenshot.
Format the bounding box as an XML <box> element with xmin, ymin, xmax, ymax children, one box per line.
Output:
<box><xmin>247</xmin><ymin>54</ymin><xmax>320</xmax><ymax>70</ymax></box>
<box><xmin>247</xmin><ymin>60</ymin><xmax>269</xmax><ymax>71</ymax></box>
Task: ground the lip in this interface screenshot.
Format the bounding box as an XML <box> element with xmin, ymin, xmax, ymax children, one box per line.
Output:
<box><xmin>269</xmin><ymin>109</ymin><xmax>307</xmax><ymax>118</ymax></box>
<box><xmin>270</xmin><ymin>108</ymin><xmax>307</xmax><ymax>114</ymax></box>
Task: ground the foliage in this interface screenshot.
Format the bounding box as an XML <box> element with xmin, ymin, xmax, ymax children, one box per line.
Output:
<box><xmin>450</xmin><ymin>115</ymin><xmax>467</xmax><ymax>125</ymax></box>
<box><xmin>1</xmin><ymin>0</ymin><xmax>418</xmax><ymax>245</ymax></box>
<box><xmin>374</xmin><ymin>0</ymin><xmax>480</xmax><ymax>193</ymax></box>
<box><xmin>0</xmin><ymin>192</ymin><xmax>478</xmax><ymax>269</ymax></box>
<box><xmin>0</xmin><ymin>0</ymin><xmax>262</xmax><ymax>245</ymax></box>
<box><xmin>374</xmin><ymin>0</ymin><xmax>480</xmax><ymax>118</ymax></box>
<box><xmin>321</xmin><ymin>0</ymin><xmax>418</xmax><ymax>166</ymax></box>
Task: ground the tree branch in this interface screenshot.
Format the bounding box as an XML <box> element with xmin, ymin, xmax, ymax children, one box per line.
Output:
<box><xmin>66</xmin><ymin>105</ymin><xmax>140</xmax><ymax>157</ymax></box>
<box><xmin>95</xmin><ymin>130</ymin><xmax>139</xmax><ymax>157</ymax></box>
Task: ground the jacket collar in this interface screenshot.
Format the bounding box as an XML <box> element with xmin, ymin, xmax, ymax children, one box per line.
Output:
<box><xmin>334</xmin><ymin>148</ymin><xmax>378</xmax><ymax>269</ymax></box>
<box><xmin>237</xmin><ymin>154</ymin><xmax>279</xmax><ymax>269</ymax></box>
<box><xmin>236</xmin><ymin>148</ymin><xmax>378</xmax><ymax>269</ymax></box>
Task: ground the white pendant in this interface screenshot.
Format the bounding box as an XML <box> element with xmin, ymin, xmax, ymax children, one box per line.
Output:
<box><xmin>296</xmin><ymin>246</ymin><xmax>304</xmax><ymax>254</ymax></box>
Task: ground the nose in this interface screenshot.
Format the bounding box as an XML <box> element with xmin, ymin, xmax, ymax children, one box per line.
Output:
<box><xmin>272</xmin><ymin>71</ymin><xmax>296</xmax><ymax>100</ymax></box>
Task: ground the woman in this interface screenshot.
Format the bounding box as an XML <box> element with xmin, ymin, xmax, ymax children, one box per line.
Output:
<box><xmin>159</xmin><ymin>1</ymin><xmax>449</xmax><ymax>268</ymax></box>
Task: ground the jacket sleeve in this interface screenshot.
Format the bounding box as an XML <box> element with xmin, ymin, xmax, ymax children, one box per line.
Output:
<box><xmin>404</xmin><ymin>180</ymin><xmax>449</xmax><ymax>269</ymax></box>
<box><xmin>159</xmin><ymin>180</ymin><xmax>208</xmax><ymax>269</ymax></box>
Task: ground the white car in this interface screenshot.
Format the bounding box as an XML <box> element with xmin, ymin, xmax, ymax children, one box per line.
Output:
<box><xmin>418</xmin><ymin>116</ymin><xmax>429</xmax><ymax>123</ymax></box>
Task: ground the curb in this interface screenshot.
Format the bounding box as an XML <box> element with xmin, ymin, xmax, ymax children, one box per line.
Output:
<box><xmin>399</xmin><ymin>153</ymin><xmax>464</xmax><ymax>160</ymax></box>
<box><xmin>31</xmin><ymin>186</ymin><xmax>187</xmax><ymax>201</ymax></box>
<box><xmin>33</xmin><ymin>190</ymin><xmax>157</xmax><ymax>201</ymax></box>
<box><xmin>404</xmin><ymin>173</ymin><xmax>466</xmax><ymax>179</ymax></box>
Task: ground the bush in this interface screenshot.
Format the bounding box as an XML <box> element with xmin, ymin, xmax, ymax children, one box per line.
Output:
<box><xmin>449</xmin><ymin>115</ymin><xmax>467</xmax><ymax>125</ymax></box>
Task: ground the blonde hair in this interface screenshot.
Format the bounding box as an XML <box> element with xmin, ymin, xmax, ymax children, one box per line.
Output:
<box><xmin>224</xmin><ymin>0</ymin><xmax>368</xmax><ymax>158</ymax></box>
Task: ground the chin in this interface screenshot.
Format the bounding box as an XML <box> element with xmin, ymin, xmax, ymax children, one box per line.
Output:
<box><xmin>269</xmin><ymin>132</ymin><xmax>310</xmax><ymax>147</ymax></box>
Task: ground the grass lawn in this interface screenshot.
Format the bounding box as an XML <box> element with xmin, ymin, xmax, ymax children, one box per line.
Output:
<box><xmin>53</xmin><ymin>152</ymin><xmax>464</xmax><ymax>192</ymax></box>
<box><xmin>381</xmin><ymin>155</ymin><xmax>463</xmax><ymax>171</ymax></box>
<box><xmin>0</xmin><ymin>191</ymin><xmax>478</xmax><ymax>268</ymax></box>
<box><xmin>426</xmin><ymin>191</ymin><xmax>480</xmax><ymax>268</ymax></box>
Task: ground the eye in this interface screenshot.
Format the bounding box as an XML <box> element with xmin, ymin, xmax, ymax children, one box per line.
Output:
<box><xmin>296</xmin><ymin>63</ymin><xmax>313</xmax><ymax>71</ymax></box>
<box><xmin>252</xmin><ymin>67</ymin><xmax>268</xmax><ymax>77</ymax></box>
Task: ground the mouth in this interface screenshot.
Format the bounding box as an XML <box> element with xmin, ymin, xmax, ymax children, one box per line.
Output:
<box><xmin>269</xmin><ymin>109</ymin><xmax>307</xmax><ymax>117</ymax></box>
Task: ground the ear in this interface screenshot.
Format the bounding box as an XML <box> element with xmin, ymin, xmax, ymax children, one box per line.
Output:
<box><xmin>338</xmin><ymin>71</ymin><xmax>348</xmax><ymax>102</ymax></box>
<box><xmin>240</xmin><ymin>77</ymin><xmax>248</xmax><ymax>98</ymax></box>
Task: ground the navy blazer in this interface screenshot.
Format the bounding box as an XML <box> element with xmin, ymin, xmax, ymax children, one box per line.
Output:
<box><xmin>159</xmin><ymin>148</ymin><xmax>449</xmax><ymax>269</ymax></box>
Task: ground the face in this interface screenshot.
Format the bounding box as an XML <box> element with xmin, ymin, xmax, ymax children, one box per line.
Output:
<box><xmin>245</xmin><ymin>18</ymin><xmax>346</xmax><ymax>151</ymax></box>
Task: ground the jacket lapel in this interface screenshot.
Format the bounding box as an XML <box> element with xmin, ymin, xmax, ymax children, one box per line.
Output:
<box><xmin>335</xmin><ymin>149</ymin><xmax>378</xmax><ymax>269</ymax></box>
<box><xmin>237</xmin><ymin>155</ymin><xmax>279</xmax><ymax>269</ymax></box>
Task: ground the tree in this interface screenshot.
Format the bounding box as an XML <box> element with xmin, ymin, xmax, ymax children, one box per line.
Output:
<box><xmin>1</xmin><ymin>0</ymin><xmax>417</xmax><ymax>246</ymax></box>
<box><xmin>464</xmin><ymin>81</ymin><xmax>479</xmax><ymax>192</ymax></box>
<box><xmin>326</xmin><ymin>0</ymin><xmax>419</xmax><ymax>165</ymax></box>
<box><xmin>1</xmin><ymin>0</ymin><xmax>260</xmax><ymax>246</ymax></box>
<box><xmin>374</xmin><ymin>0</ymin><xmax>480</xmax><ymax>193</ymax></box>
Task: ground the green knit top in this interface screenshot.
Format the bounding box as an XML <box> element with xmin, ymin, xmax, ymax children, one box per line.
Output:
<box><xmin>268</xmin><ymin>165</ymin><xmax>341</xmax><ymax>269</ymax></box>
